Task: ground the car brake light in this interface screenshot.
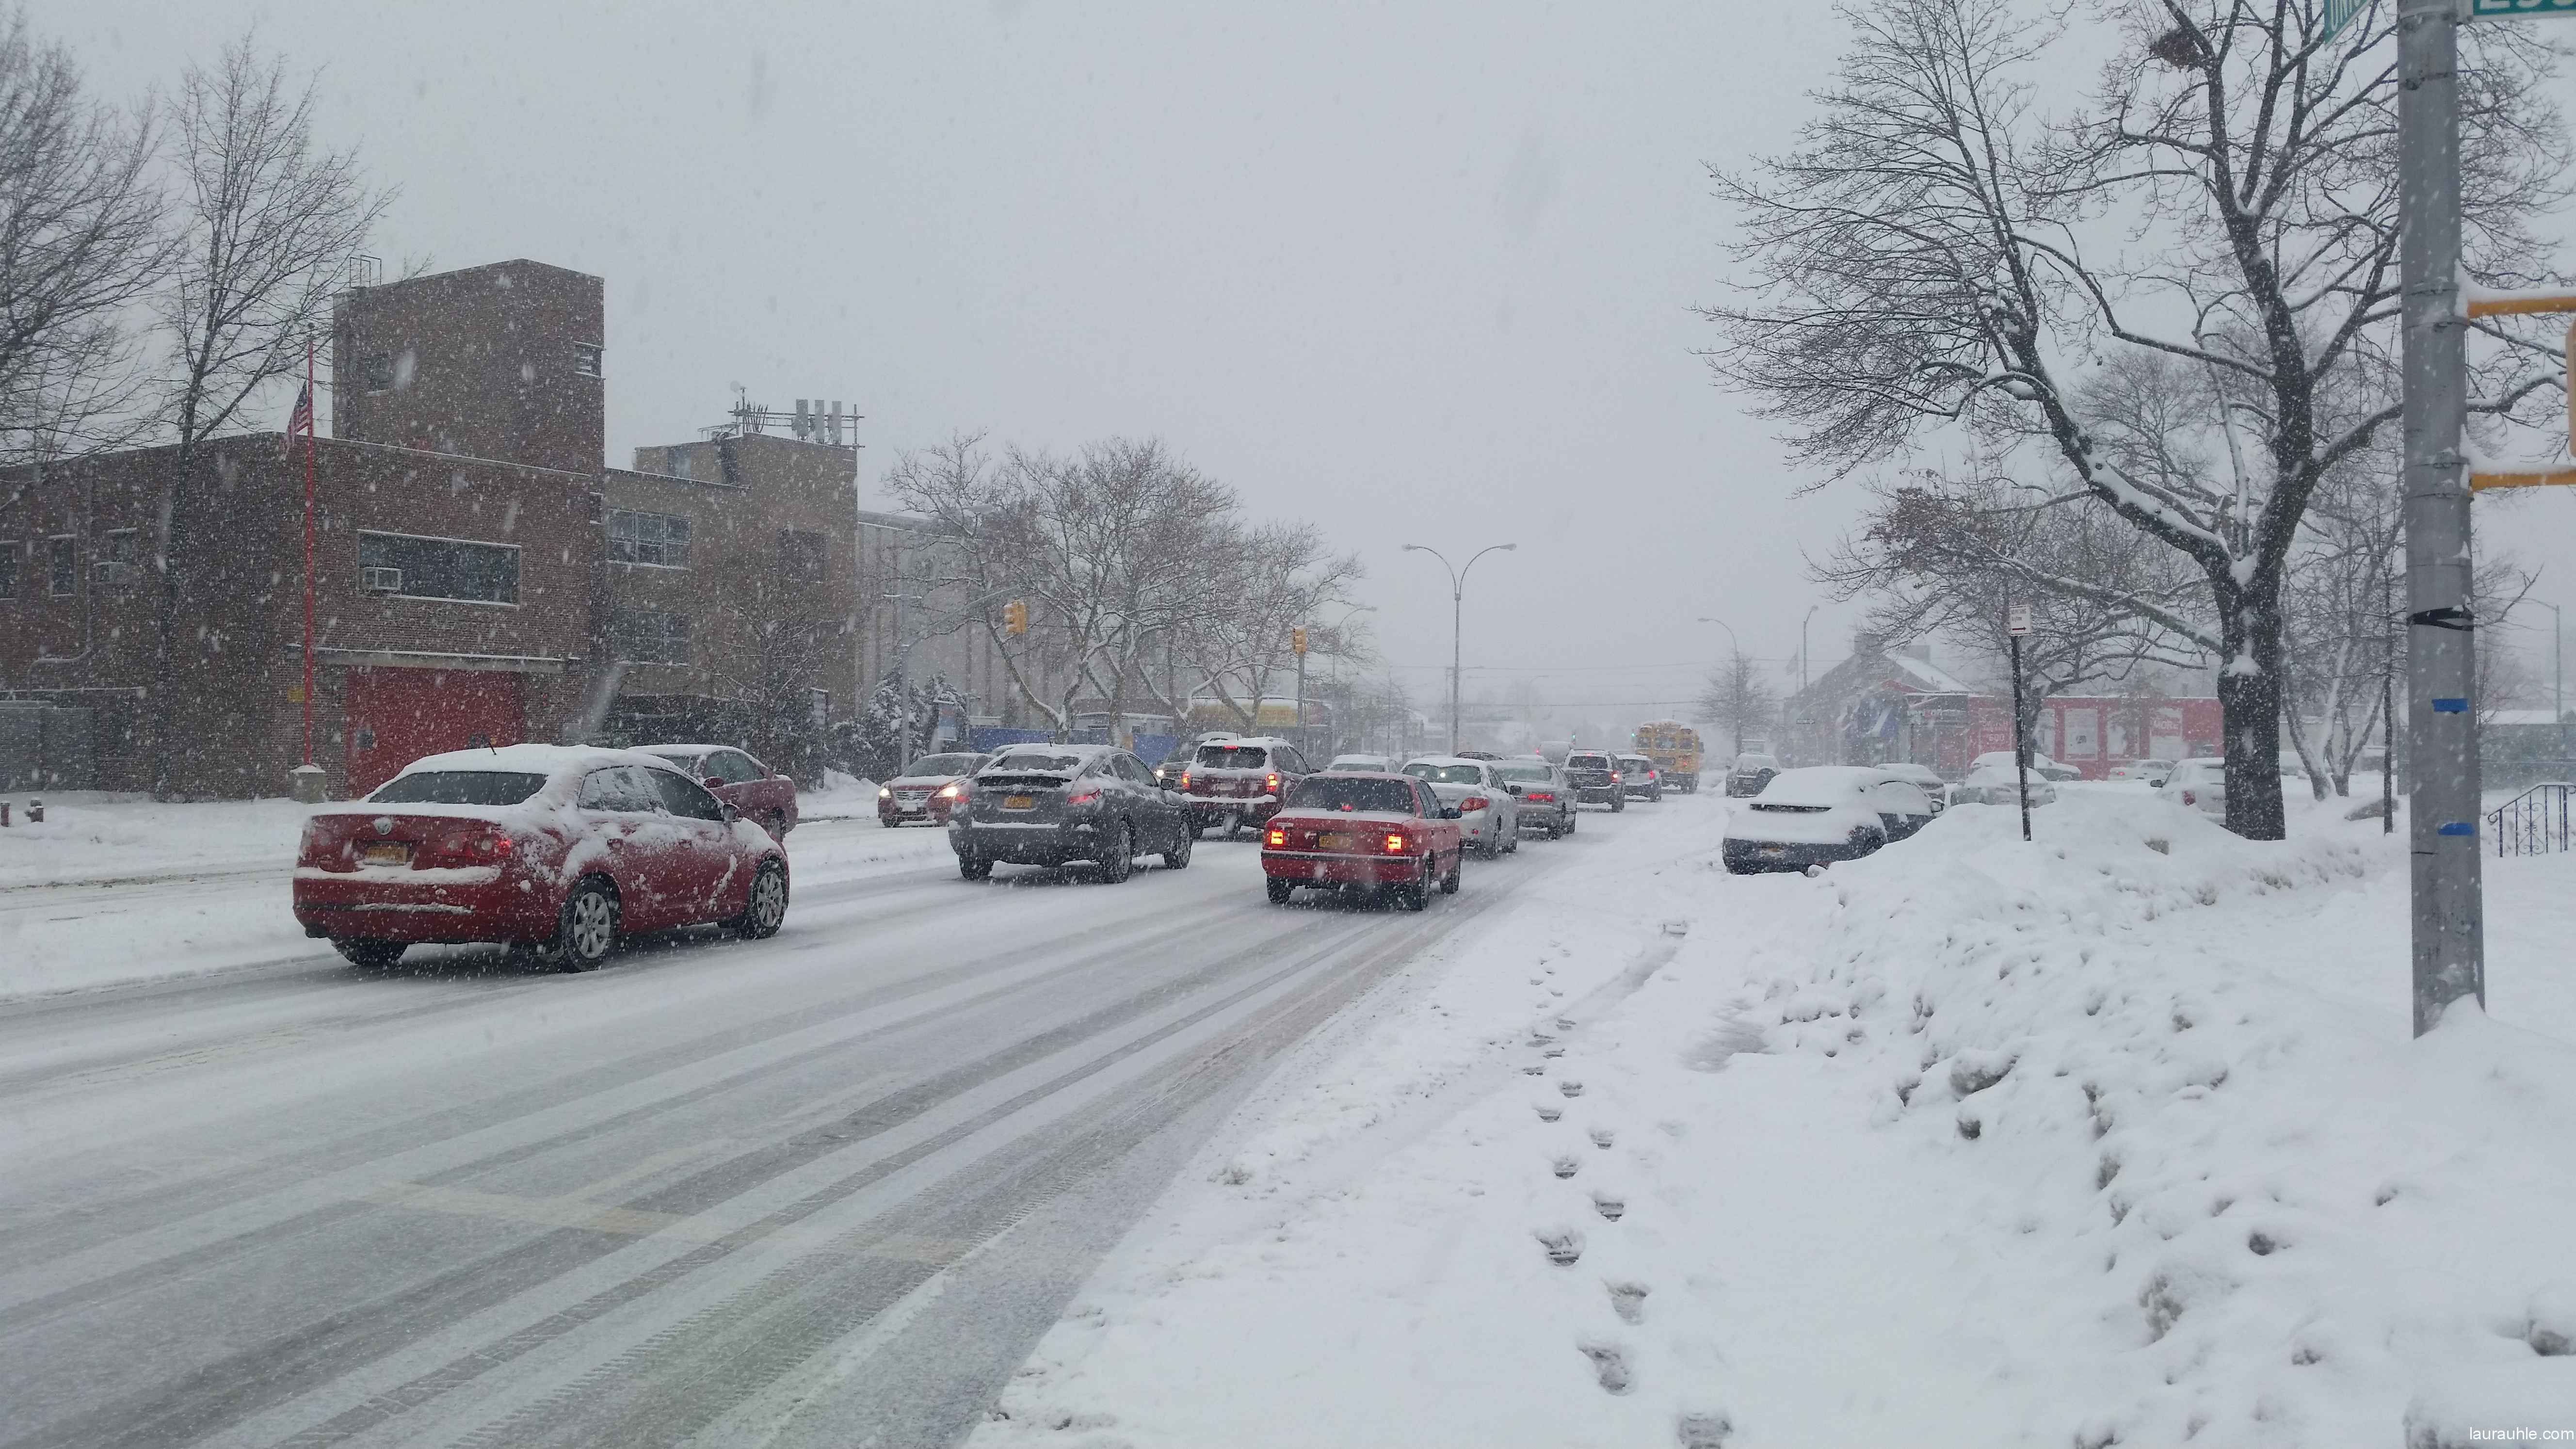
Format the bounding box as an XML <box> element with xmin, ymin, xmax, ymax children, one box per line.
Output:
<box><xmin>1180</xmin><ymin>771</ymin><xmax>1193</xmax><ymax>789</ymax></box>
<box><xmin>1382</xmin><ymin>833</ymin><xmax>1408</xmax><ymax>854</ymax></box>
<box><xmin>2181</xmin><ymin>789</ymin><xmax>2196</xmax><ymax>805</ymax></box>
<box><xmin>1265</xmin><ymin>772</ymin><xmax>1280</xmax><ymax>793</ymax></box>
<box><xmin>1461</xmin><ymin>795</ymin><xmax>1489</xmax><ymax>813</ymax></box>
<box><xmin>1267</xmin><ymin>827</ymin><xmax>1287</xmax><ymax>847</ymax></box>
<box><xmin>1065</xmin><ymin>788</ymin><xmax>1101</xmax><ymax>806</ymax></box>
<box><xmin>1529</xmin><ymin>791</ymin><xmax>1554</xmax><ymax>802</ymax></box>
<box><xmin>1609</xmin><ymin>771</ymin><xmax>1622</xmax><ymax>782</ymax></box>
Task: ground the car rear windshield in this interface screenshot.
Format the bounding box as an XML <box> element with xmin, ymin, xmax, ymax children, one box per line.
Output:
<box><xmin>1195</xmin><ymin>745</ymin><xmax>1270</xmax><ymax>769</ymax></box>
<box><xmin>368</xmin><ymin>771</ymin><xmax>548</xmax><ymax>805</ymax></box>
<box><xmin>1403</xmin><ymin>763</ymin><xmax>1484</xmax><ymax>785</ymax></box>
<box><xmin>988</xmin><ymin>752</ymin><xmax>1083</xmax><ymax>773</ymax></box>
<box><xmin>906</xmin><ymin>754</ymin><xmax>981</xmax><ymax>776</ymax></box>
<box><xmin>1492</xmin><ymin>763</ymin><xmax>1551</xmax><ymax>781</ymax></box>
<box><xmin>1287</xmin><ymin>777</ymin><xmax>1416</xmax><ymax>813</ymax></box>
<box><xmin>1567</xmin><ymin>755</ymin><xmax>1612</xmax><ymax>769</ymax></box>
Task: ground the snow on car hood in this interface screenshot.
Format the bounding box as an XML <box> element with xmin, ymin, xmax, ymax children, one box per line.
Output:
<box><xmin>1725</xmin><ymin>801</ymin><xmax>1882</xmax><ymax>845</ymax></box>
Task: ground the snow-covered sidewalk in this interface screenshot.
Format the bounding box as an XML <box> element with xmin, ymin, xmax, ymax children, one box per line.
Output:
<box><xmin>973</xmin><ymin>793</ymin><xmax>2576</xmax><ymax>1447</ymax></box>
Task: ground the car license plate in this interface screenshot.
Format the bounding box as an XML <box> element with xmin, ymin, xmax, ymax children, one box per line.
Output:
<box><xmin>1759</xmin><ymin>844</ymin><xmax>1786</xmax><ymax>856</ymax></box>
<box><xmin>1003</xmin><ymin>794</ymin><xmax>1036</xmax><ymax>810</ymax></box>
<box><xmin>362</xmin><ymin>842</ymin><xmax>411</xmax><ymax>866</ymax></box>
<box><xmin>1317</xmin><ymin>832</ymin><xmax>1352</xmax><ymax>851</ymax></box>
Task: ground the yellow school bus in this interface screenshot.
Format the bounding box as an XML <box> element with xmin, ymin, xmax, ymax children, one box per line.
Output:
<box><xmin>1633</xmin><ymin>721</ymin><xmax>1704</xmax><ymax>793</ymax></box>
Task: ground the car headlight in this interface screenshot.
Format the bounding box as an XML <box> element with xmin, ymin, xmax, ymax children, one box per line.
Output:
<box><xmin>878</xmin><ymin>786</ymin><xmax>892</xmax><ymax>799</ymax></box>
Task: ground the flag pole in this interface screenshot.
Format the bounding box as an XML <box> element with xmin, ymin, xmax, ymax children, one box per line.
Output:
<box><xmin>301</xmin><ymin>334</ymin><xmax>316</xmax><ymax>767</ymax></box>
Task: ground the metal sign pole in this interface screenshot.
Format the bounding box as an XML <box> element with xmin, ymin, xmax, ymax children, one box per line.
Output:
<box><xmin>2397</xmin><ymin>0</ymin><xmax>2484</xmax><ymax>1035</ymax></box>
<box><xmin>2008</xmin><ymin>601</ymin><xmax>2033</xmax><ymax>842</ymax></box>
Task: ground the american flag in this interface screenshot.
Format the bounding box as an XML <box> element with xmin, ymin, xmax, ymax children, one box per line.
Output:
<box><xmin>287</xmin><ymin>382</ymin><xmax>313</xmax><ymax>438</ymax></box>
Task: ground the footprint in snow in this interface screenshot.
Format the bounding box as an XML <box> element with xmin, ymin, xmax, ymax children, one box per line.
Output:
<box><xmin>1536</xmin><ymin>1226</ymin><xmax>1584</xmax><ymax>1265</ymax></box>
<box><xmin>1559</xmin><ymin>1080</ymin><xmax>1585</xmax><ymax>1097</ymax></box>
<box><xmin>1592</xmin><ymin>1190</ymin><xmax>1626</xmax><ymax>1222</ymax></box>
<box><xmin>1551</xmin><ymin>1154</ymin><xmax>1582</xmax><ymax>1179</ymax></box>
<box><xmin>1576</xmin><ymin>1340</ymin><xmax>1633</xmax><ymax>1394</ymax></box>
<box><xmin>1543</xmin><ymin>1045</ymin><xmax>1566</xmax><ymax>1058</ymax></box>
<box><xmin>1557</xmin><ymin>1016</ymin><xmax>1576</xmax><ymax>1030</ymax></box>
<box><xmin>1589</xmin><ymin>1126</ymin><xmax>1615</xmax><ymax>1149</ymax></box>
<box><xmin>1607</xmin><ymin>1280</ymin><xmax>1649</xmax><ymax>1324</ymax></box>
<box><xmin>1522</xmin><ymin>1063</ymin><xmax>1549</xmax><ymax>1076</ymax></box>
<box><xmin>1535</xmin><ymin>1103</ymin><xmax>1563</xmax><ymax>1122</ymax></box>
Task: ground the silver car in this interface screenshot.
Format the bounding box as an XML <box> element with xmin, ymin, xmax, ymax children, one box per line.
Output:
<box><xmin>1401</xmin><ymin>756</ymin><xmax>1522</xmax><ymax>858</ymax></box>
<box><xmin>1488</xmin><ymin>757</ymin><xmax>1575</xmax><ymax>838</ymax></box>
<box><xmin>2157</xmin><ymin>757</ymin><xmax>2228</xmax><ymax>817</ymax></box>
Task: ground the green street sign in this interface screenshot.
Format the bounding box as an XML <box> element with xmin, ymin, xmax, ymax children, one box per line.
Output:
<box><xmin>2330</xmin><ymin>0</ymin><xmax>2576</xmax><ymax>41</ymax></box>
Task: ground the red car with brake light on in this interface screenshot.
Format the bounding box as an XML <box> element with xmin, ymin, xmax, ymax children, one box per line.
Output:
<box><xmin>1259</xmin><ymin>772</ymin><xmax>1465</xmax><ymax>911</ymax></box>
<box><xmin>292</xmin><ymin>744</ymin><xmax>791</xmax><ymax>972</ymax></box>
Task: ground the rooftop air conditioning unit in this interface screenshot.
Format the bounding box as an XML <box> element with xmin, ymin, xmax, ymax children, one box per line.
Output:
<box><xmin>361</xmin><ymin>566</ymin><xmax>402</xmax><ymax>594</ymax></box>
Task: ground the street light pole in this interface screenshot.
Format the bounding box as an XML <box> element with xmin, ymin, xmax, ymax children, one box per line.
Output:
<box><xmin>2396</xmin><ymin>0</ymin><xmax>2483</xmax><ymax>1036</ymax></box>
<box><xmin>2545</xmin><ymin>601</ymin><xmax>2567</xmax><ymax>762</ymax></box>
<box><xmin>1403</xmin><ymin>542</ymin><xmax>1516</xmax><ymax>754</ymax></box>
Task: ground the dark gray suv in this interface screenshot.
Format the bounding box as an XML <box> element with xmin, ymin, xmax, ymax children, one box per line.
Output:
<box><xmin>951</xmin><ymin>744</ymin><xmax>1193</xmax><ymax>882</ymax></box>
<box><xmin>1562</xmin><ymin>751</ymin><xmax>1626</xmax><ymax>811</ymax></box>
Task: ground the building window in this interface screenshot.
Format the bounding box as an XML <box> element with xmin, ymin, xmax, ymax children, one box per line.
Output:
<box><xmin>574</xmin><ymin>343</ymin><xmax>602</xmax><ymax>378</ymax></box>
<box><xmin>102</xmin><ymin>529</ymin><xmax>137</xmax><ymax>565</ymax></box>
<box><xmin>48</xmin><ymin>536</ymin><xmax>75</xmax><ymax>596</ymax></box>
<box><xmin>607</xmin><ymin>508</ymin><xmax>690</xmax><ymax>568</ymax></box>
<box><xmin>355</xmin><ymin>530</ymin><xmax>519</xmax><ymax>604</ymax></box>
<box><xmin>610</xmin><ymin>608</ymin><xmax>690</xmax><ymax>665</ymax></box>
<box><xmin>779</xmin><ymin>528</ymin><xmax>826</xmax><ymax>582</ymax></box>
<box><xmin>664</xmin><ymin>447</ymin><xmax>692</xmax><ymax>480</ymax></box>
<box><xmin>363</xmin><ymin>354</ymin><xmax>394</xmax><ymax>393</ymax></box>
<box><xmin>0</xmin><ymin>541</ymin><xmax>17</xmax><ymax>599</ymax></box>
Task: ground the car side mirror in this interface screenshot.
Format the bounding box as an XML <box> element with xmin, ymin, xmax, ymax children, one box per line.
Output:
<box><xmin>719</xmin><ymin>801</ymin><xmax>741</xmax><ymax>823</ymax></box>
<box><xmin>1442</xmin><ymin>806</ymin><xmax>1463</xmax><ymax>820</ymax></box>
<box><xmin>1504</xmin><ymin>783</ymin><xmax>1523</xmax><ymax>795</ymax></box>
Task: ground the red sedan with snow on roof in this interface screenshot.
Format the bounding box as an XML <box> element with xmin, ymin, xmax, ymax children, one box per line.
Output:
<box><xmin>292</xmin><ymin>744</ymin><xmax>789</xmax><ymax>971</ymax></box>
<box><xmin>1259</xmin><ymin>772</ymin><xmax>1464</xmax><ymax>911</ymax></box>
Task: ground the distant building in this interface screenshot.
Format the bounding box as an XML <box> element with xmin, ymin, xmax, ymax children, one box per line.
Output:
<box><xmin>0</xmin><ymin>258</ymin><xmax>865</xmax><ymax>797</ymax></box>
<box><xmin>1780</xmin><ymin>634</ymin><xmax>2220</xmax><ymax>777</ymax></box>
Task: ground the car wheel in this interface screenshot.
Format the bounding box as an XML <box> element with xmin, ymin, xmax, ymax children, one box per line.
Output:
<box><xmin>1266</xmin><ymin>878</ymin><xmax>1294</xmax><ymax>904</ymax></box>
<box><xmin>1564</xmin><ymin>811</ymin><xmax>1576</xmax><ymax>835</ymax></box>
<box><xmin>333</xmin><ymin>938</ymin><xmax>404</xmax><ymax>968</ymax></box>
<box><xmin>1505</xmin><ymin>829</ymin><xmax>1519</xmax><ymax>854</ymax></box>
<box><xmin>543</xmin><ymin>877</ymin><xmax>619</xmax><ymax>973</ymax></box>
<box><xmin>879</xmin><ymin>816</ymin><xmax>901</xmax><ymax>829</ymax></box>
<box><xmin>1398</xmin><ymin>856</ymin><xmax>1433</xmax><ymax>911</ymax></box>
<box><xmin>1439</xmin><ymin>851</ymin><xmax>1462</xmax><ymax>895</ymax></box>
<box><xmin>729</xmin><ymin>858</ymin><xmax>789</xmax><ymax>939</ymax></box>
<box><xmin>1162</xmin><ymin>823</ymin><xmax>1193</xmax><ymax>869</ymax></box>
<box><xmin>1611</xmin><ymin>795</ymin><xmax>1626</xmax><ymax>813</ymax></box>
<box><xmin>1097</xmin><ymin>822</ymin><xmax>1135</xmax><ymax>883</ymax></box>
<box><xmin>959</xmin><ymin>852</ymin><xmax>993</xmax><ymax>881</ymax></box>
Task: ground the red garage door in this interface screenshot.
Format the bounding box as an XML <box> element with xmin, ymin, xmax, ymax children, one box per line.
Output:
<box><xmin>345</xmin><ymin>668</ymin><xmax>527</xmax><ymax>796</ymax></box>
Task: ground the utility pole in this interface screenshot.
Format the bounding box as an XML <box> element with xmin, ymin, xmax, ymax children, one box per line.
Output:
<box><xmin>2545</xmin><ymin>600</ymin><xmax>2567</xmax><ymax>762</ymax></box>
<box><xmin>1402</xmin><ymin>542</ymin><xmax>1516</xmax><ymax>754</ymax></box>
<box><xmin>2397</xmin><ymin>0</ymin><xmax>2483</xmax><ymax>1035</ymax></box>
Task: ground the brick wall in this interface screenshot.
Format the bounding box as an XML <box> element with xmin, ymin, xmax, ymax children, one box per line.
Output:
<box><xmin>331</xmin><ymin>259</ymin><xmax>605</xmax><ymax>476</ymax></box>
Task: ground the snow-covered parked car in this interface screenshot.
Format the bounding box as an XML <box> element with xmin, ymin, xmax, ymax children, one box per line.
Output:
<box><xmin>1722</xmin><ymin>766</ymin><xmax>1936</xmax><ymax>874</ymax></box>
<box><xmin>1324</xmin><ymin>753</ymin><xmax>1399</xmax><ymax>774</ymax></box>
<box><xmin>2158</xmin><ymin>757</ymin><xmax>2229</xmax><ymax>817</ymax></box>
<box><xmin>1968</xmin><ymin>749</ymin><xmax>2080</xmax><ymax>784</ymax></box>
<box><xmin>1952</xmin><ymin>763</ymin><xmax>2059</xmax><ymax>808</ymax></box>
<box><xmin>1876</xmin><ymin>761</ymin><xmax>1949</xmax><ymax>816</ymax></box>
<box><xmin>292</xmin><ymin>744</ymin><xmax>790</xmax><ymax>971</ymax></box>
<box><xmin>1400</xmin><ymin>756</ymin><xmax>1522</xmax><ymax>858</ymax></box>
<box><xmin>2108</xmin><ymin>758</ymin><xmax>2175</xmax><ymax>786</ymax></box>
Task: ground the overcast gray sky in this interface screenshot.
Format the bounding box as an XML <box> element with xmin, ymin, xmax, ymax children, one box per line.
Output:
<box><xmin>38</xmin><ymin>0</ymin><xmax>2573</xmax><ymax>721</ymax></box>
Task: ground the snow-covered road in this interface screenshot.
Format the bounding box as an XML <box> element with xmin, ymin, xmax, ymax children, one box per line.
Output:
<box><xmin>0</xmin><ymin>806</ymin><xmax>1662</xmax><ymax>1449</ymax></box>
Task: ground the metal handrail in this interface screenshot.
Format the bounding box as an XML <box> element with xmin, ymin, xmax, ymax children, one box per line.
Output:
<box><xmin>2487</xmin><ymin>781</ymin><xmax>2575</xmax><ymax>857</ymax></box>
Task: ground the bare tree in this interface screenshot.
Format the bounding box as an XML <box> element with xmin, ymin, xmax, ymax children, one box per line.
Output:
<box><xmin>1701</xmin><ymin>0</ymin><xmax>2569</xmax><ymax>837</ymax></box>
<box><xmin>1697</xmin><ymin>650</ymin><xmax>1777</xmax><ymax>757</ymax></box>
<box><xmin>1175</xmin><ymin>520</ymin><xmax>1364</xmax><ymax>733</ymax></box>
<box><xmin>147</xmin><ymin>36</ymin><xmax>389</xmax><ymax>795</ymax></box>
<box><xmin>0</xmin><ymin>12</ymin><xmax>167</xmax><ymax>477</ymax></box>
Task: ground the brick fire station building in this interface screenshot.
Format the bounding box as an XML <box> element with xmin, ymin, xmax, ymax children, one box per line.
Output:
<box><xmin>0</xmin><ymin>258</ymin><xmax>859</xmax><ymax>798</ymax></box>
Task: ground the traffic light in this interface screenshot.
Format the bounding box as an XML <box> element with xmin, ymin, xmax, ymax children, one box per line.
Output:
<box><xmin>1291</xmin><ymin>626</ymin><xmax>1308</xmax><ymax>656</ymax></box>
<box><xmin>1003</xmin><ymin>599</ymin><xmax>1029</xmax><ymax>635</ymax></box>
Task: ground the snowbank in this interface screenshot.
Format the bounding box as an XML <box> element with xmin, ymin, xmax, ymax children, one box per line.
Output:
<box><xmin>977</xmin><ymin>793</ymin><xmax>2576</xmax><ymax>1447</ymax></box>
<box><xmin>0</xmin><ymin>792</ymin><xmax>320</xmax><ymax>889</ymax></box>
